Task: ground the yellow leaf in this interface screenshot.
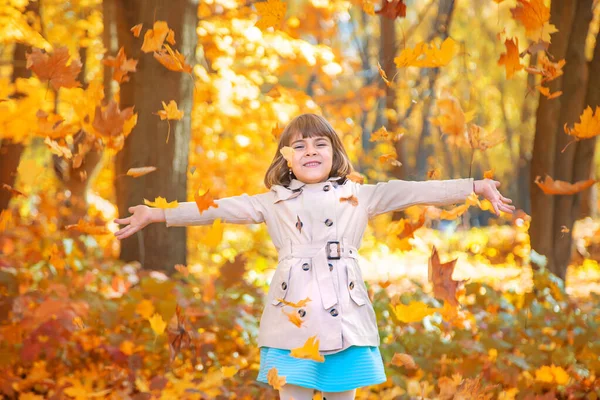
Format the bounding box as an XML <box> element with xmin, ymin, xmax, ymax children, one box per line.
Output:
<box><xmin>390</xmin><ymin>353</ymin><xmax>417</xmax><ymax>369</ymax></box>
<box><xmin>155</xmin><ymin>100</ymin><xmax>184</xmax><ymax>121</ymax></box>
<box><xmin>267</xmin><ymin>367</ymin><xmax>286</xmax><ymax>390</ymax></box>
<box><xmin>130</xmin><ymin>23</ymin><xmax>143</xmax><ymax>38</ymax></box>
<box><xmin>221</xmin><ymin>366</ymin><xmax>238</xmax><ymax>378</ymax></box>
<box><xmin>564</xmin><ymin>106</ymin><xmax>600</xmax><ymax>139</ymax></box>
<box><xmin>255</xmin><ymin>0</ymin><xmax>287</xmax><ymax>30</ymax></box>
<box><xmin>148</xmin><ymin>313</ymin><xmax>166</xmax><ymax>336</ymax></box>
<box><xmin>144</xmin><ymin>196</ymin><xmax>178</xmax><ymax>208</ymax></box>
<box><xmin>282</xmin><ymin>308</ymin><xmax>304</xmax><ymax>327</ymax></box>
<box><xmin>120</xmin><ymin>340</ymin><xmax>135</xmax><ymax>355</ymax></box>
<box><xmin>290</xmin><ymin>335</ymin><xmax>325</xmax><ymax>362</ymax></box>
<box><xmin>391</xmin><ymin>302</ymin><xmax>439</xmax><ymax>323</ymax></box>
<box><xmin>135</xmin><ymin>299</ymin><xmax>155</xmax><ymax>319</ymax></box>
<box><xmin>394</xmin><ymin>37</ymin><xmax>458</xmax><ymax>68</ymax></box>
<box><xmin>205</xmin><ymin>218</ymin><xmax>224</xmax><ymax>248</ymax></box>
<box><xmin>280</xmin><ymin>146</ymin><xmax>294</xmax><ymax>167</ymax></box>
<box><xmin>276</xmin><ymin>297</ymin><xmax>312</xmax><ymax>308</ymax></box>
<box><xmin>141</xmin><ymin>21</ymin><xmax>169</xmax><ymax>53</ymax></box>
<box><xmin>127</xmin><ymin>166</ymin><xmax>157</xmax><ymax>178</ymax></box>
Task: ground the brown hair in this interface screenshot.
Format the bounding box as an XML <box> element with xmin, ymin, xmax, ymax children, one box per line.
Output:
<box><xmin>264</xmin><ymin>113</ymin><xmax>354</xmax><ymax>189</ymax></box>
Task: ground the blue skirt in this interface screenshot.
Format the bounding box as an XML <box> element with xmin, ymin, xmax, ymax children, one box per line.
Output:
<box><xmin>256</xmin><ymin>345</ymin><xmax>387</xmax><ymax>392</ymax></box>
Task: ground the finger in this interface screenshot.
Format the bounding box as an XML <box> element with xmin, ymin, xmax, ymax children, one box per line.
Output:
<box><xmin>499</xmin><ymin>203</ymin><xmax>515</xmax><ymax>214</ymax></box>
<box><xmin>114</xmin><ymin>216</ymin><xmax>131</xmax><ymax>225</ymax></box>
<box><xmin>494</xmin><ymin>180</ymin><xmax>501</xmax><ymax>187</ymax></box>
<box><xmin>115</xmin><ymin>225</ymin><xmax>136</xmax><ymax>239</ymax></box>
<box><xmin>499</xmin><ymin>195</ymin><xmax>512</xmax><ymax>203</ymax></box>
<box><xmin>492</xmin><ymin>201</ymin><xmax>500</xmax><ymax>215</ymax></box>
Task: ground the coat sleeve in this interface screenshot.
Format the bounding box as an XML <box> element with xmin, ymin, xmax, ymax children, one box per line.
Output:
<box><xmin>359</xmin><ymin>178</ymin><xmax>474</xmax><ymax>219</ymax></box>
<box><xmin>163</xmin><ymin>192</ymin><xmax>269</xmax><ymax>227</ymax></box>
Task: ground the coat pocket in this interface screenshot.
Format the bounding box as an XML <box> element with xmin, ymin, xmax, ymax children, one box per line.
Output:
<box><xmin>270</xmin><ymin>261</ymin><xmax>293</xmax><ymax>306</ymax></box>
<box><xmin>347</xmin><ymin>262</ymin><xmax>367</xmax><ymax>306</ymax></box>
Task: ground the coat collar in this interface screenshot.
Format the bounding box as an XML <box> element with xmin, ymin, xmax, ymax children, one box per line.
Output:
<box><xmin>271</xmin><ymin>176</ymin><xmax>342</xmax><ymax>203</ymax></box>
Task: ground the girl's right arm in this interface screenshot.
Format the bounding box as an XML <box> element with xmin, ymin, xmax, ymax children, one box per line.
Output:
<box><xmin>113</xmin><ymin>192</ymin><xmax>268</xmax><ymax>240</ymax></box>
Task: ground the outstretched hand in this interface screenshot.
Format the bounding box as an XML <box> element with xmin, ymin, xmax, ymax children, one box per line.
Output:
<box><xmin>113</xmin><ymin>205</ymin><xmax>157</xmax><ymax>240</ymax></box>
<box><xmin>474</xmin><ymin>179</ymin><xmax>516</xmax><ymax>215</ymax></box>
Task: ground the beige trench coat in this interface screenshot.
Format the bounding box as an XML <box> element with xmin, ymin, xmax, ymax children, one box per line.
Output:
<box><xmin>164</xmin><ymin>176</ymin><xmax>474</xmax><ymax>355</ymax></box>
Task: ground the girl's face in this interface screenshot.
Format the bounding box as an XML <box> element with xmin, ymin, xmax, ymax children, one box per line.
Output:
<box><xmin>289</xmin><ymin>133</ymin><xmax>333</xmax><ymax>184</ymax></box>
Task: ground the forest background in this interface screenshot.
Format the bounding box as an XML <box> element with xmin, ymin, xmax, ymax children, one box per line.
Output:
<box><xmin>2</xmin><ymin>0</ymin><xmax>600</xmax><ymax>398</ymax></box>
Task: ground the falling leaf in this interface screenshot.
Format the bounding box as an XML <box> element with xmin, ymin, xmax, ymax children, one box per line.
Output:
<box><xmin>1</xmin><ymin>184</ymin><xmax>26</xmax><ymax>198</ymax></box>
<box><xmin>561</xmin><ymin>225</ymin><xmax>570</xmax><ymax>234</ymax></box>
<box><xmin>26</xmin><ymin>47</ymin><xmax>82</xmax><ymax>91</ymax></box>
<box><xmin>127</xmin><ymin>166</ymin><xmax>157</xmax><ymax>178</ymax></box>
<box><xmin>148</xmin><ymin>313</ymin><xmax>167</xmax><ymax>336</ymax></box>
<box><xmin>497</xmin><ymin>38</ymin><xmax>524</xmax><ymax>79</ymax></box>
<box><xmin>390</xmin><ymin>301</ymin><xmax>439</xmax><ymax>323</ymax></box>
<box><xmin>141</xmin><ymin>21</ymin><xmax>170</xmax><ymax>53</ymax></box>
<box><xmin>295</xmin><ymin>215</ymin><xmax>303</xmax><ymax>233</ymax></box>
<box><xmin>92</xmin><ymin>100</ymin><xmax>136</xmax><ymax>151</ymax></box>
<box><xmin>154</xmin><ymin>100</ymin><xmax>184</xmax><ymax>143</ymax></box>
<box><xmin>153</xmin><ymin>44</ymin><xmax>193</xmax><ymax>73</ymax></box>
<box><xmin>526</xmin><ymin>54</ymin><xmax>565</xmax><ymax>83</ymax></box>
<box><xmin>427</xmin><ymin>168</ymin><xmax>441</xmax><ymax>180</ymax></box>
<box><xmin>271</xmin><ymin>123</ymin><xmax>284</xmax><ymax>140</ymax></box>
<box><xmin>276</xmin><ymin>297</ymin><xmax>312</xmax><ymax>308</ymax></box>
<box><xmin>135</xmin><ymin>300</ymin><xmax>155</xmax><ymax>319</ymax></box>
<box><xmin>340</xmin><ymin>195</ymin><xmax>359</xmax><ymax>206</ymax></box>
<box><xmin>430</xmin><ymin>95</ymin><xmax>475</xmax><ymax>139</ymax></box>
<box><xmin>130</xmin><ymin>23</ymin><xmax>143</xmax><ymax>38</ymax></box>
<box><xmin>379</xmin><ymin>153</ymin><xmax>402</xmax><ymax>167</ymax></box>
<box><xmin>64</xmin><ymin>219</ymin><xmax>110</xmax><ymax>235</ymax></box>
<box><xmin>510</xmin><ymin>0</ymin><xmax>558</xmax><ymax>43</ymax></box>
<box><xmin>103</xmin><ymin>47</ymin><xmax>138</xmax><ymax>83</ymax></box>
<box><xmin>428</xmin><ymin>246</ymin><xmax>466</xmax><ymax>307</ymax></box>
<box><xmin>144</xmin><ymin>196</ymin><xmax>179</xmax><ymax>208</ymax></box>
<box><xmin>267</xmin><ymin>367</ymin><xmax>286</xmax><ymax>390</ymax></box>
<box><xmin>205</xmin><ymin>218</ymin><xmax>224</xmax><ymax>248</ymax></box>
<box><xmin>537</xmin><ymin>86</ymin><xmax>562</xmax><ymax>99</ymax></box>
<box><xmin>534</xmin><ymin>365</ymin><xmax>570</xmax><ymax>385</ymax></box>
<box><xmin>534</xmin><ymin>175</ymin><xmax>596</xmax><ymax>195</ymax></box>
<box><xmin>484</xmin><ymin>169</ymin><xmax>495</xmax><ymax>179</ymax></box>
<box><xmin>280</xmin><ymin>146</ymin><xmax>294</xmax><ymax>167</ymax></box>
<box><xmin>282</xmin><ymin>309</ymin><xmax>304</xmax><ymax>327</ymax></box>
<box><xmin>370</xmin><ymin>126</ymin><xmax>390</xmax><ymax>142</ymax></box>
<box><xmin>377</xmin><ymin>61</ymin><xmax>392</xmax><ymax>87</ymax></box>
<box><xmin>290</xmin><ymin>336</ymin><xmax>324</xmax><ymax>362</ymax></box>
<box><xmin>44</xmin><ymin>136</ymin><xmax>73</xmax><ymax>159</ymax></box>
<box><xmin>221</xmin><ymin>366</ymin><xmax>238</xmax><ymax>378</ymax></box>
<box><xmin>346</xmin><ymin>171</ymin><xmax>365</xmax><ymax>184</ymax></box>
<box><xmin>394</xmin><ymin>37</ymin><xmax>458</xmax><ymax>68</ymax></box>
<box><xmin>375</xmin><ymin>0</ymin><xmax>406</xmax><ymax>19</ymax></box>
<box><xmin>440</xmin><ymin>204</ymin><xmax>470</xmax><ymax>220</ymax></box>
<box><xmin>467</xmin><ymin>124</ymin><xmax>505</xmax><ymax>151</ymax></box>
<box><xmin>167</xmin><ymin>304</ymin><xmax>192</xmax><ymax>363</ymax></box>
<box><xmin>564</xmin><ymin>106</ymin><xmax>600</xmax><ymax>139</ymax></box>
<box><xmin>391</xmin><ymin>353</ymin><xmax>417</xmax><ymax>369</ymax></box>
<box><xmin>255</xmin><ymin>0</ymin><xmax>287</xmax><ymax>30</ymax></box>
<box><xmin>194</xmin><ymin>188</ymin><xmax>218</xmax><ymax>213</ymax></box>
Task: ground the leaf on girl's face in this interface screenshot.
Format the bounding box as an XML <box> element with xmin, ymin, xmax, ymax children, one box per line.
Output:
<box><xmin>289</xmin><ymin>335</ymin><xmax>324</xmax><ymax>362</ymax></box>
<box><xmin>280</xmin><ymin>146</ymin><xmax>294</xmax><ymax>166</ymax></box>
<box><xmin>141</xmin><ymin>21</ymin><xmax>170</xmax><ymax>53</ymax></box>
<box><xmin>126</xmin><ymin>166</ymin><xmax>157</xmax><ymax>178</ymax></box>
<box><xmin>254</xmin><ymin>0</ymin><xmax>287</xmax><ymax>31</ymax></box>
<box><xmin>144</xmin><ymin>196</ymin><xmax>178</xmax><ymax>208</ymax></box>
<box><xmin>428</xmin><ymin>246</ymin><xmax>465</xmax><ymax>307</ymax></box>
<box><xmin>497</xmin><ymin>37</ymin><xmax>524</xmax><ymax>79</ymax></box>
<box><xmin>130</xmin><ymin>23</ymin><xmax>143</xmax><ymax>37</ymax></box>
<box><xmin>267</xmin><ymin>367</ymin><xmax>286</xmax><ymax>390</ymax></box>
<box><xmin>534</xmin><ymin>175</ymin><xmax>596</xmax><ymax>195</ymax></box>
<box><xmin>26</xmin><ymin>47</ymin><xmax>82</xmax><ymax>91</ymax></box>
<box><xmin>194</xmin><ymin>188</ymin><xmax>218</xmax><ymax>214</ymax></box>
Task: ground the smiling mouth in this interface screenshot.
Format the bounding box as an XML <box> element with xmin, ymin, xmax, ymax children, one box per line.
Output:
<box><xmin>304</xmin><ymin>162</ymin><xmax>321</xmax><ymax>167</ymax></box>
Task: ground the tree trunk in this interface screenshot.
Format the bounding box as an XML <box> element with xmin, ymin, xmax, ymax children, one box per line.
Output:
<box><xmin>114</xmin><ymin>0</ymin><xmax>197</xmax><ymax>272</ymax></box>
<box><xmin>529</xmin><ymin>0</ymin><xmax>592</xmax><ymax>280</ymax></box>
<box><xmin>414</xmin><ymin>0</ymin><xmax>455</xmax><ymax>179</ymax></box>
<box><xmin>0</xmin><ymin>1</ymin><xmax>39</xmax><ymax>211</ymax></box>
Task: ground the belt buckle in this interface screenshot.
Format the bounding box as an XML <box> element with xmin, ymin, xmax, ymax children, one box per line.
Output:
<box><xmin>326</xmin><ymin>241</ymin><xmax>341</xmax><ymax>260</ymax></box>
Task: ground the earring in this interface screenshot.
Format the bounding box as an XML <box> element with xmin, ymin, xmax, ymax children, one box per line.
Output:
<box><xmin>289</xmin><ymin>168</ymin><xmax>293</xmax><ymax>178</ymax></box>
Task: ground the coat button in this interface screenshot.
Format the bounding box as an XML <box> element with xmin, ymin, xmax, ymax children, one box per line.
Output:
<box><xmin>324</xmin><ymin>219</ymin><xmax>333</xmax><ymax>227</ymax></box>
<box><xmin>281</xmin><ymin>282</ymin><xmax>287</xmax><ymax>290</ymax></box>
<box><xmin>328</xmin><ymin>263</ymin><xmax>333</xmax><ymax>271</ymax></box>
<box><xmin>302</xmin><ymin>263</ymin><xmax>310</xmax><ymax>271</ymax></box>
<box><xmin>298</xmin><ymin>309</ymin><xmax>306</xmax><ymax>317</ymax></box>
<box><xmin>349</xmin><ymin>281</ymin><xmax>354</xmax><ymax>290</ymax></box>
<box><xmin>323</xmin><ymin>185</ymin><xmax>330</xmax><ymax>192</ymax></box>
<box><xmin>329</xmin><ymin>308</ymin><xmax>338</xmax><ymax>317</ymax></box>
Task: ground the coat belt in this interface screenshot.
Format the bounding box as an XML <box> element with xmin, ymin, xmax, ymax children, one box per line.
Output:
<box><xmin>277</xmin><ymin>239</ymin><xmax>358</xmax><ymax>310</ymax></box>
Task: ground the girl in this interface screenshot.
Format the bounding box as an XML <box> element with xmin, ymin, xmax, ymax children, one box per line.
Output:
<box><xmin>114</xmin><ymin>113</ymin><xmax>515</xmax><ymax>400</ymax></box>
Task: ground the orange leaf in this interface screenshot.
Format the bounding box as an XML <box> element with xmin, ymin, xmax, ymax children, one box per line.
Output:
<box><xmin>26</xmin><ymin>47</ymin><xmax>82</xmax><ymax>91</ymax></box>
<box><xmin>428</xmin><ymin>246</ymin><xmax>466</xmax><ymax>307</ymax></box>
<box><xmin>534</xmin><ymin>175</ymin><xmax>596</xmax><ymax>195</ymax></box>
<box><xmin>254</xmin><ymin>0</ymin><xmax>287</xmax><ymax>30</ymax></box>
<box><xmin>537</xmin><ymin>86</ymin><xmax>562</xmax><ymax>99</ymax></box>
<box><xmin>267</xmin><ymin>367</ymin><xmax>286</xmax><ymax>390</ymax></box>
<box><xmin>194</xmin><ymin>188</ymin><xmax>218</xmax><ymax>213</ymax></box>
<box><xmin>130</xmin><ymin>23</ymin><xmax>143</xmax><ymax>38</ymax></box>
<box><xmin>394</xmin><ymin>37</ymin><xmax>458</xmax><ymax>68</ymax></box>
<box><xmin>377</xmin><ymin>61</ymin><xmax>392</xmax><ymax>87</ymax></box>
<box><xmin>340</xmin><ymin>195</ymin><xmax>359</xmax><ymax>206</ymax></box>
<box><xmin>141</xmin><ymin>21</ymin><xmax>169</xmax><ymax>53</ymax></box>
<box><xmin>526</xmin><ymin>53</ymin><xmax>565</xmax><ymax>83</ymax></box>
<box><xmin>103</xmin><ymin>47</ymin><xmax>138</xmax><ymax>84</ymax></box>
<box><xmin>166</xmin><ymin>29</ymin><xmax>176</xmax><ymax>45</ymax></box>
<box><xmin>153</xmin><ymin>44</ymin><xmax>193</xmax><ymax>73</ymax></box>
<box><xmin>1</xmin><ymin>184</ymin><xmax>26</xmax><ymax>198</ymax></box>
<box><xmin>497</xmin><ymin>38</ymin><xmax>524</xmax><ymax>79</ymax></box>
<box><xmin>564</xmin><ymin>105</ymin><xmax>600</xmax><ymax>139</ymax></box>
<box><xmin>391</xmin><ymin>353</ymin><xmax>417</xmax><ymax>369</ymax></box>
<box><xmin>510</xmin><ymin>0</ymin><xmax>558</xmax><ymax>43</ymax></box>
<box><xmin>276</xmin><ymin>297</ymin><xmax>312</xmax><ymax>308</ymax></box>
<box><xmin>379</xmin><ymin>153</ymin><xmax>402</xmax><ymax>167</ymax></box>
<box><xmin>375</xmin><ymin>0</ymin><xmax>406</xmax><ymax>19</ymax></box>
<box><xmin>126</xmin><ymin>166</ymin><xmax>157</xmax><ymax>178</ymax></box>
<box><xmin>346</xmin><ymin>171</ymin><xmax>365</xmax><ymax>184</ymax></box>
<box><xmin>430</xmin><ymin>95</ymin><xmax>474</xmax><ymax>138</ymax></box>
<box><xmin>467</xmin><ymin>124</ymin><xmax>505</xmax><ymax>151</ymax></box>
<box><xmin>370</xmin><ymin>126</ymin><xmax>390</xmax><ymax>141</ymax></box>
<box><xmin>155</xmin><ymin>100</ymin><xmax>184</xmax><ymax>120</ymax></box>
<box><xmin>282</xmin><ymin>308</ymin><xmax>304</xmax><ymax>327</ymax></box>
<box><xmin>64</xmin><ymin>219</ymin><xmax>110</xmax><ymax>235</ymax></box>
<box><xmin>92</xmin><ymin>100</ymin><xmax>135</xmax><ymax>151</ymax></box>
<box><xmin>290</xmin><ymin>336</ymin><xmax>324</xmax><ymax>362</ymax></box>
